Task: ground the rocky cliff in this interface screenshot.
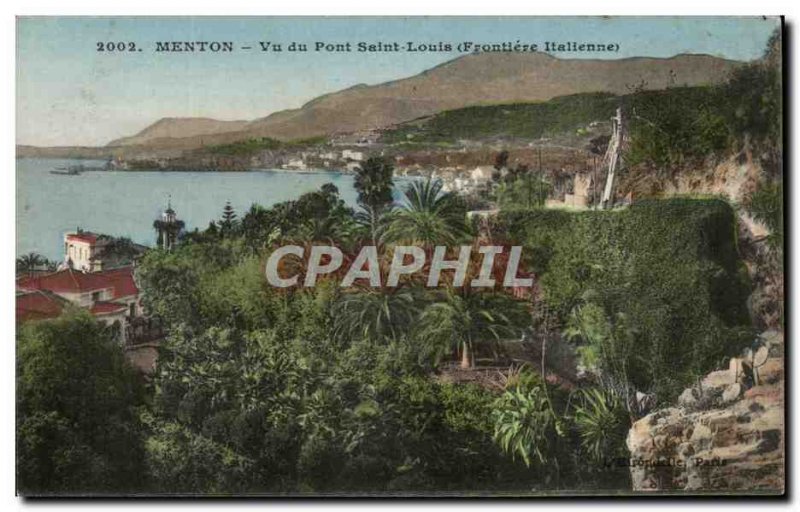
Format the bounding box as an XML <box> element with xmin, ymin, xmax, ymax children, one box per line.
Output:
<box><xmin>626</xmin><ymin>330</ymin><xmax>784</xmax><ymax>493</ymax></box>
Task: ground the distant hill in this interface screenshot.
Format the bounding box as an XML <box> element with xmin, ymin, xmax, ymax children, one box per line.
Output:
<box><xmin>21</xmin><ymin>52</ymin><xmax>744</xmax><ymax>156</ymax></box>
<box><xmin>16</xmin><ymin>145</ymin><xmax>117</xmax><ymax>159</ymax></box>
<box><xmin>108</xmin><ymin>117</ymin><xmax>248</xmax><ymax>147</ymax></box>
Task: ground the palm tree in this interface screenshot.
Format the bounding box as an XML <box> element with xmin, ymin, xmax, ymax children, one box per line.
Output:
<box><xmin>417</xmin><ymin>288</ymin><xmax>527</xmax><ymax>368</ymax></box>
<box><xmin>382</xmin><ymin>178</ymin><xmax>469</xmax><ymax>247</ymax></box>
<box><xmin>16</xmin><ymin>252</ymin><xmax>46</xmax><ymax>273</ymax></box>
<box><xmin>353</xmin><ymin>157</ymin><xmax>394</xmax><ymax>246</ymax></box>
<box><xmin>332</xmin><ymin>287</ymin><xmax>421</xmax><ymax>345</ymax></box>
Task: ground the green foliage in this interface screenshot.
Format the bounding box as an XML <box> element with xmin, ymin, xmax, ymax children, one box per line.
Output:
<box><xmin>333</xmin><ymin>288</ymin><xmax>421</xmax><ymax>345</ymax></box>
<box><xmin>135</xmin><ymin>248</ymin><xmax>204</xmax><ymax>327</ymax></box>
<box><xmin>382</xmin><ymin>178</ymin><xmax>469</xmax><ymax>246</ymax></box>
<box><xmin>205</xmin><ymin>137</ymin><xmax>283</xmax><ymax>156</ymax></box>
<box><xmin>563</xmin><ymin>299</ymin><xmax>638</xmax><ymax>395</ymax></box>
<box><xmin>500</xmin><ymin>198</ymin><xmax>753</xmax><ymax>401</ymax></box>
<box><xmin>237</xmin><ymin>184</ymin><xmax>357</xmax><ymax>249</ymax></box>
<box><xmin>219</xmin><ymin>201</ymin><xmax>238</xmax><ymax>235</ymax></box>
<box><xmin>16</xmin><ymin>252</ymin><xmax>52</xmax><ymax>273</ymax></box>
<box><xmin>495</xmin><ymin>172</ymin><xmax>552</xmax><ymax>211</ymax></box>
<box><xmin>627</xmin><ymin>47</ymin><xmax>781</xmax><ymax>170</ymax></box>
<box><xmin>492</xmin><ymin>385</ymin><xmax>558</xmax><ymax>467</ymax></box>
<box><xmin>417</xmin><ymin>288</ymin><xmax>529</xmax><ymax>368</ymax></box>
<box><xmin>381</xmin><ymin>93</ymin><xmax>618</xmax><ymax>143</ymax></box>
<box><xmin>626</xmin><ymin>86</ymin><xmax>732</xmax><ymax>169</ymax></box>
<box><xmin>572</xmin><ymin>388</ymin><xmax>629</xmax><ymax>463</ymax></box>
<box><xmin>725</xmin><ymin>60</ymin><xmax>782</xmax><ymax>147</ymax></box>
<box><xmin>95</xmin><ymin>236</ymin><xmax>144</xmax><ymax>266</ymax></box>
<box><xmin>16</xmin><ymin>311</ymin><xmax>146</xmax><ymax>494</ymax></box>
<box><xmin>353</xmin><ymin>157</ymin><xmax>395</xmax><ymax>245</ymax></box>
<box><xmin>144</xmin><ymin>415</ymin><xmax>256</xmax><ymax>494</ymax></box>
<box><xmin>133</xmin><ymin>221</ymin><xmax>545</xmax><ymax>493</ymax></box>
<box><xmin>745</xmin><ymin>180</ymin><xmax>783</xmax><ymax>251</ymax></box>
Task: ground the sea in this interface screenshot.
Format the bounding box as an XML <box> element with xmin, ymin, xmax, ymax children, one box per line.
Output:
<box><xmin>16</xmin><ymin>158</ymin><xmax>413</xmax><ymax>261</ymax></box>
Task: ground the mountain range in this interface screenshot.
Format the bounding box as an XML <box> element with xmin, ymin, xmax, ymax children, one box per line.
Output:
<box><xmin>21</xmin><ymin>52</ymin><xmax>745</xmax><ymax>156</ymax></box>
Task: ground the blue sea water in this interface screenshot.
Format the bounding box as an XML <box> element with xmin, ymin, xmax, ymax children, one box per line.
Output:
<box><xmin>16</xmin><ymin>158</ymin><xmax>410</xmax><ymax>261</ymax></box>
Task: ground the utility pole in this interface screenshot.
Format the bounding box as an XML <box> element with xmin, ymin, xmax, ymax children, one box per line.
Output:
<box><xmin>592</xmin><ymin>155</ymin><xmax>597</xmax><ymax>207</ymax></box>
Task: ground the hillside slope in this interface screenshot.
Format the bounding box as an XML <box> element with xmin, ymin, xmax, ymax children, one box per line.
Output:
<box><xmin>107</xmin><ymin>52</ymin><xmax>743</xmax><ymax>150</ymax></box>
<box><xmin>108</xmin><ymin>117</ymin><xmax>249</xmax><ymax>147</ymax></box>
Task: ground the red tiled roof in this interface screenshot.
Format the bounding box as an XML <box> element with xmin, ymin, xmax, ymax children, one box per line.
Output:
<box><xmin>16</xmin><ymin>266</ymin><xmax>138</xmax><ymax>298</ymax></box>
<box><xmin>17</xmin><ymin>268</ymin><xmax>112</xmax><ymax>294</ymax></box>
<box><xmin>16</xmin><ymin>290</ymin><xmax>67</xmax><ymax>323</ymax></box>
<box><xmin>66</xmin><ymin>232</ymin><xmax>99</xmax><ymax>244</ymax></box>
<box><xmin>96</xmin><ymin>267</ymin><xmax>138</xmax><ymax>299</ymax></box>
<box><xmin>90</xmin><ymin>301</ymin><xmax>127</xmax><ymax>315</ymax></box>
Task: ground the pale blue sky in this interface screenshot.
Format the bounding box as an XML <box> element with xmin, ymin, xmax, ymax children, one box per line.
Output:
<box><xmin>17</xmin><ymin>16</ymin><xmax>780</xmax><ymax>147</ymax></box>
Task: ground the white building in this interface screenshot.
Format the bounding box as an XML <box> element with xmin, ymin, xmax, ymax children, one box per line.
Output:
<box><xmin>342</xmin><ymin>149</ymin><xmax>365</xmax><ymax>162</ymax></box>
<box><xmin>63</xmin><ymin>232</ymin><xmax>109</xmax><ymax>272</ymax></box>
<box><xmin>283</xmin><ymin>157</ymin><xmax>307</xmax><ymax>170</ymax></box>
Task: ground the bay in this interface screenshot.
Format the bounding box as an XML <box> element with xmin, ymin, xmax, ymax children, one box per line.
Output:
<box><xmin>16</xmin><ymin>158</ymin><xmax>411</xmax><ymax>261</ymax></box>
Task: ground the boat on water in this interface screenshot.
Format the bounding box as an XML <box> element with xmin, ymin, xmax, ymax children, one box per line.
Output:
<box><xmin>50</xmin><ymin>166</ymin><xmax>82</xmax><ymax>176</ymax></box>
<box><xmin>50</xmin><ymin>162</ymin><xmax>111</xmax><ymax>176</ymax></box>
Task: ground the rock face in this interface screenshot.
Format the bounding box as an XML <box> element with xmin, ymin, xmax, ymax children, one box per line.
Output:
<box><xmin>626</xmin><ymin>331</ymin><xmax>784</xmax><ymax>493</ymax></box>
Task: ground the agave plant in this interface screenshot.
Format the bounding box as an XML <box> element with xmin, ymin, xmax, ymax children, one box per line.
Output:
<box><xmin>491</xmin><ymin>385</ymin><xmax>556</xmax><ymax>467</ymax></box>
<box><xmin>572</xmin><ymin>388</ymin><xmax>630</xmax><ymax>463</ymax></box>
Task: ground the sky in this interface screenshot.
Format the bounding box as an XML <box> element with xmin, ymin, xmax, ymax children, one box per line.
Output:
<box><xmin>16</xmin><ymin>16</ymin><xmax>780</xmax><ymax>147</ymax></box>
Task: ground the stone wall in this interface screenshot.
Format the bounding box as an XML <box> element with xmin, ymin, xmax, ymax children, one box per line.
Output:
<box><xmin>626</xmin><ymin>330</ymin><xmax>784</xmax><ymax>494</ymax></box>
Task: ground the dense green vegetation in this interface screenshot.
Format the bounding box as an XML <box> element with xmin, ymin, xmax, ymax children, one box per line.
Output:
<box><xmin>381</xmin><ymin>93</ymin><xmax>619</xmax><ymax>144</ymax></box>
<box><xmin>204</xmin><ymin>136</ymin><xmax>329</xmax><ymax>156</ymax></box>
<box><xmin>17</xmin><ymin>172</ymin><xmax>752</xmax><ymax>493</ymax></box>
<box><xmin>17</xmin><ymin>312</ymin><xmax>147</xmax><ymax>494</ymax></box>
<box><xmin>496</xmin><ymin>198</ymin><xmax>753</xmax><ymax>401</ymax></box>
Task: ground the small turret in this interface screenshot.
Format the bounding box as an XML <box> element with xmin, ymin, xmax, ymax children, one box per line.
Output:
<box><xmin>154</xmin><ymin>196</ymin><xmax>184</xmax><ymax>251</ymax></box>
<box><xmin>162</xmin><ymin>199</ymin><xmax>177</xmax><ymax>224</ymax></box>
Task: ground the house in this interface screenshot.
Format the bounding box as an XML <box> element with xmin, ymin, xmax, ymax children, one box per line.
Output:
<box><xmin>16</xmin><ymin>266</ymin><xmax>142</xmax><ymax>343</ymax></box>
<box><xmin>63</xmin><ymin>231</ymin><xmax>110</xmax><ymax>272</ymax></box>
<box><xmin>16</xmin><ymin>290</ymin><xmax>69</xmax><ymax>323</ymax></box>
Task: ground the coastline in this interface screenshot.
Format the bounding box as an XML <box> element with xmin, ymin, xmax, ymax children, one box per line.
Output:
<box><xmin>16</xmin><ymin>157</ymin><xmax>353</xmax><ymax>175</ymax></box>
